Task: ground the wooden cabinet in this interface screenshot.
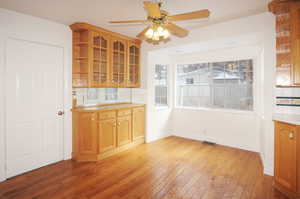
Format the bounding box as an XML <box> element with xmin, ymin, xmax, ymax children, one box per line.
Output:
<box><xmin>72</xmin><ymin>30</ymin><xmax>90</xmax><ymax>87</ymax></box>
<box><xmin>98</xmin><ymin>118</ymin><xmax>117</xmax><ymax>154</ymax></box>
<box><xmin>111</xmin><ymin>37</ymin><xmax>127</xmax><ymax>88</ymax></box>
<box><xmin>91</xmin><ymin>31</ymin><xmax>110</xmax><ymax>87</ymax></box>
<box><xmin>274</xmin><ymin>121</ymin><xmax>300</xmax><ymax>198</ymax></box>
<box><xmin>269</xmin><ymin>0</ymin><xmax>300</xmax><ymax>87</ymax></box>
<box><xmin>127</xmin><ymin>42</ymin><xmax>141</xmax><ymax>87</ymax></box>
<box><xmin>117</xmin><ymin>115</ymin><xmax>132</xmax><ymax>146</ymax></box>
<box><xmin>132</xmin><ymin>107</ymin><xmax>145</xmax><ymax>140</ymax></box>
<box><xmin>70</xmin><ymin>23</ymin><xmax>141</xmax><ymax>88</ymax></box>
<box><xmin>72</xmin><ymin>104</ymin><xmax>145</xmax><ymax>162</ymax></box>
<box><xmin>72</xmin><ymin>112</ymin><xmax>98</xmax><ymax>161</ymax></box>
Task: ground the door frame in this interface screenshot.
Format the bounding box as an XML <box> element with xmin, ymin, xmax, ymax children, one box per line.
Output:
<box><xmin>0</xmin><ymin>32</ymin><xmax>72</xmax><ymax>182</ymax></box>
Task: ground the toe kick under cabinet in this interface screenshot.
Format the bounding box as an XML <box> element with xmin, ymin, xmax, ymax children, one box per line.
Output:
<box><xmin>72</xmin><ymin>104</ymin><xmax>145</xmax><ymax>162</ymax></box>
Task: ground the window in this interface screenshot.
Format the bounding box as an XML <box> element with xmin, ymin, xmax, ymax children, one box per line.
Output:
<box><xmin>176</xmin><ymin>60</ymin><xmax>253</xmax><ymax>111</ymax></box>
<box><xmin>105</xmin><ymin>88</ymin><xmax>118</xmax><ymax>101</ymax></box>
<box><xmin>155</xmin><ymin>64</ymin><xmax>168</xmax><ymax>107</ymax></box>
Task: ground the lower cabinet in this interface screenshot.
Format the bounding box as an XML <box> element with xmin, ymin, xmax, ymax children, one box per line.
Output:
<box><xmin>274</xmin><ymin>121</ymin><xmax>300</xmax><ymax>198</ymax></box>
<box><xmin>72</xmin><ymin>112</ymin><xmax>98</xmax><ymax>161</ymax></box>
<box><xmin>72</xmin><ymin>105</ymin><xmax>145</xmax><ymax>162</ymax></box>
<box><xmin>117</xmin><ymin>115</ymin><xmax>132</xmax><ymax>146</ymax></box>
<box><xmin>98</xmin><ymin>118</ymin><xmax>117</xmax><ymax>154</ymax></box>
<box><xmin>133</xmin><ymin>107</ymin><xmax>145</xmax><ymax>140</ymax></box>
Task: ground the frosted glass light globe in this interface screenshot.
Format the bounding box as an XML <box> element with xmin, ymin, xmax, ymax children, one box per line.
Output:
<box><xmin>145</xmin><ymin>28</ymin><xmax>154</xmax><ymax>38</ymax></box>
<box><xmin>157</xmin><ymin>26</ymin><xmax>164</xmax><ymax>36</ymax></box>
<box><xmin>153</xmin><ymin>31</ymin><xmax>160</xmax><ymax>41</ymax></box>
<box><xmin>162</xmin><ymin>29</ymin><xmax>170</xmax><ymax>39</ymax></box>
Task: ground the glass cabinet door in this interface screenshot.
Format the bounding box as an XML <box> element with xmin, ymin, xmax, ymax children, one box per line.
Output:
<box><xmin>112</xmin><ymin>39</ymin><xmax>127</xmax><ymax>87</ymax></box>
<box><xmin>72</xmin><ymin>30</ymin><xmax>90</xmax><ymax>88</ymax></box>
<box><xmin>92</xmin><ymin>31</ymin><xmax>109</xmax><ymax>87</ymax></box>
<box><xmin>128</xmin><ymin>43</ymin><xmax>140</xmax><ymax>87</ymax></box>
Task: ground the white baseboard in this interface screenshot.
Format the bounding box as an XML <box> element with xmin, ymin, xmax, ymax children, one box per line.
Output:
<box><xmin>146</xmin><ymin>132</ymin><xmax>171</xmax><ymax>143</ymax></box>
<box><xmin>260</xmin><ymin>153</ymin><xmax>274</xmax><ymax>176</ymax></box>
<box><xmin>171</xmin><ymin>133</ymin><xmax>259</xmax><ymax>153</ymax></box>
<box><xmin>0</xmin><ymin>173</ymin><xmax>6</xmax><ymax>182</ymax></box>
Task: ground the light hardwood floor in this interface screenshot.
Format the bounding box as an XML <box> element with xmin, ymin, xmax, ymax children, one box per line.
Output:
<box><xmin>0</xmin><ymin>136</ymin><xmax>288</xmax><ymax>199</ymax></box>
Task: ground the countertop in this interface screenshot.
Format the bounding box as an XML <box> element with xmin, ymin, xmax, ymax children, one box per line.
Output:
<box><xmin>72</xmin><ymin>103</ymin><xmax>145</xmax><ymax>112</ymax></box>
<box><xmin>273</xmin><ymin>113</ymin><xmax>300</xmax><ymax>125</ymax></box>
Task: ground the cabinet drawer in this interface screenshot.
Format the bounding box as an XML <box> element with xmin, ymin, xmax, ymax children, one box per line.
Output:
<box><xmin>99</xmin><ymin>111</ymin><xmax>116</xmax><ymax>120</ymax></box>
<box><xmin>118</xmin><ymin>109</ymin><xmax>132</xmax><ymax>117</ymax></box>
<box><xmin>133</xmin><ymin>107</ymin><xmax>144</xmax><ymax>113</ymax></box>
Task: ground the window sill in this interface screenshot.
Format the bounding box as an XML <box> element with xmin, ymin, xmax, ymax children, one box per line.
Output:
<box><xmin>174</xmin><ymin>106</ymin><xmax>257</xmax><ymax>116</ymax></box>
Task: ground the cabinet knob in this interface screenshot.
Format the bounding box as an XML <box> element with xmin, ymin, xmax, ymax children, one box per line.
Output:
<box><xmin>289</xmin><ymin>132</ymin><xmax>294</xmax><ymax>139</ymax></box>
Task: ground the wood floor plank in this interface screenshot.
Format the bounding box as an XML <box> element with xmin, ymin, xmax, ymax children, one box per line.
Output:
<box><xmin>0</xmin><ymin>136</ymin><xmax>289</xmax><ymax>199</ymax></box>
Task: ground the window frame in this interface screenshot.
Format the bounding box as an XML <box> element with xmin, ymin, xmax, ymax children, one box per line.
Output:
<box><xmin>154</xmin><ymin>64</ymin><xmax>169</xmax><ymax>109</ymax></box>
<box><xmin>174</xmin><ymin>58</ymin><xmax>257</xmax><ymax>114</ymax></box>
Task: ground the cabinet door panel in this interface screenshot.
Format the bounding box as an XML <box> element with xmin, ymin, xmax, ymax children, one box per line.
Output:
<box><xmin>127</xmin><ymin>42</ymin><xmax>140</xmax><ymax>87</ymax></box>
<box><xmin>91</xmin><ymin>31</ymin><xmax>110</xmax><ymax>87</ymax></box>
<box><xmin>275</xmin><ymin>122</ymin><xmax>297</xmax><ymax>192</ymax></box>
<box><xmin>117</xmin><ymin>115</ymin><xmax>132</xmax><ymax>146</ymax></box>
<box><xmin>111</xmin><ymin>38</ymin><xmax>127</xmax><ymax>87</ymax></box>
<box><xmin>291</xmin><ymin>5</ymin><xmax>300</xmax><ymax>85</ymax></box>
<box><xmin>132</xmin><ymin>107</ymin><xmax>145</xmax><ymax>140</ymax></box>
<box><xmin>98</xmin><ymin>119</ymin><xmax>117</xmax><ymax>154</ymax></box>
<box><xmin>77</xmin><ymin>113</ymin><xmax>98</xmax><ymax>154</ymax></box>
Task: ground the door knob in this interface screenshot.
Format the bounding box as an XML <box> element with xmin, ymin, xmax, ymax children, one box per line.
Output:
<box><xmin>289</xmin><ymin>133</ymin><xmax>294</xmax><ymax>140</ymax></box>
<box><xmin>58</xmin><ymin>111</ymin><xmax>64</xmax><ymax>116</ymax></box>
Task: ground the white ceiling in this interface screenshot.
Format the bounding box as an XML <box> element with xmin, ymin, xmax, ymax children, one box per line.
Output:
<box><xmin>0</xmin><ymin>0</ymin><xmax>270</xmax><ymax>37</ymax></box>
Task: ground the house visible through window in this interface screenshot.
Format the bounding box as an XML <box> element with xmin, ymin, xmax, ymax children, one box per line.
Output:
<box><xmin>155</xmin><ymin>64</ymin><xmax>168</xmax><ymax>107</ymax></box>
<box><xmin>176</xmin><ymin>60</ymin><xmax>253</xmax><ymax>111</ymax></box>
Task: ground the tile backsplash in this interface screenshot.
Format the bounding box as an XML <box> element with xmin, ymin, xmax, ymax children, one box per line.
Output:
<box><xmin>274</xmin><ymin>88</ymin><xmax>300</xmax><ymax>114</ymax></box>
<box><xmin>73</xmin><ymin>88</ymin><xmax>132</xmax><ymax>106</ymax></box>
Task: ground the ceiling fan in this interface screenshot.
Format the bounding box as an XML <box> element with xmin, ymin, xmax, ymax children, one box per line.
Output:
<box><xmin>109</xmin><ymin>1</ymin><xmax>210</xmax><ymax>44</ymax></box>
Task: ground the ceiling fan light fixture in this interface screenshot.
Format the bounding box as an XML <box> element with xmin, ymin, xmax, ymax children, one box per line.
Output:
<box><xmin>153</xmin><ymin>31</ymin><xmax>160</xmax><ymax>40</ymax></box>
<box><xmin>162</xmin><ymin>29</ymin><xmax>170</xmax><ymax>39</ymax></box>
<box><xmin>111</xmin><ymin>1</ymin><xmax>210</xmax><ymax>45</ymax></box>
<box><xmin>144</xmin><ymin>24</ymin><xmax>170</xmax><ymax>42</ymax></box>
<box><xmin>145</xmin><ymin>28</ymin><xmax>154</xmax><ymax>38</ymax></box>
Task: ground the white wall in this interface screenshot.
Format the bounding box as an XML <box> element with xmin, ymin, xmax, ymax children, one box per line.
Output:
<box><xmin>145</xmin><ymin>52</ymin><xmax>173</xmax><ymax>142</ymax></box>
<box><xmin>170</xmin><ymin>46</ymin><xmax>262</xmax><ymax>152</ymax></box>
<box><xmin>0</xmin><ymin>8</ymin><xmax>72</xmax><ymax>182</ymax></box>
<box><xmin>140</xmin><ymin>12</ymin><xmax>276</xmax><ymax>175</ymax></box>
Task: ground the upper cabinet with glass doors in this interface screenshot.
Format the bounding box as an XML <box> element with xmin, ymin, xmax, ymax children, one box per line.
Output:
<box><xmin>92</xmin><ymin>31</ymin><xmax>110</xmax><ymax>87</ymax></box>
<box><xmin>127</xmin><ymin>41</ymin><xmax>141</xmax><ymax>87</ymax></box>
<box><xmin>111</xmin><ymin>37</ymin><xmax>127</xmax><ymax>88</ymax></box>
<box><xmin>70</xmin><ymin>23</ymin><xmax>141</xmax><ymax>88</ymax></box>
<box><xmin>269</xmin><ymin>0</ymin><xmax>300</xmax><ymax>87</ymax></box>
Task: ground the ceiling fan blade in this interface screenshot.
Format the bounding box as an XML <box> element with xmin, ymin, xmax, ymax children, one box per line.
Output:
<box><xmin>168</xmin><ymin>9</ymin><xmax>210</xmax><ymax>21</ymax></box>
<box><xmin>136</xmin><ymin>26</ymin><xmax>151</xmax><ymax>39</ymax></box>
<box><xmin>109</xmin><ymin>19</ymin><xmax>149</xmax><ymax>24</ymax></box>
<box><xmin>144</xmin><ymin>1</ymin><xmax>161</xmax><ymax>18</ymax></box>
<box><xmin>165</xmin><ymin>23</ymin><xmax>189</xmax><ymax>37</ymax></box>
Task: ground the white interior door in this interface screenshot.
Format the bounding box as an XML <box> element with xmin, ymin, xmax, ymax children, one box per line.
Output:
<box><xmin>5</xmin><ymin>38</ymin><xmax>64</xmax><ymax>178</ymax></box>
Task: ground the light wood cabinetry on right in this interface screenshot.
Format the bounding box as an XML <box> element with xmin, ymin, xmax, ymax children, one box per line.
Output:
<box><xmin>70</xmin><ymin>23</ymin><xmax>141</xmax><ymax>88</ymax></box>
<box><xmin>73</xmin><ymin>104</ymin><xmax>145</xmax><ymax>162</ymax></box>
<box><xmin>269</xmin><ymin>0</ymin><xmax>300</xmax><ymax>87</ymax></box>
<box><xmin>274</xmin><ymin>121</ymin><xmax>300</xmax><ymax>198</ymax></box>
